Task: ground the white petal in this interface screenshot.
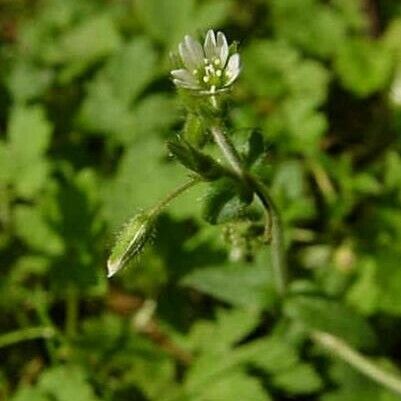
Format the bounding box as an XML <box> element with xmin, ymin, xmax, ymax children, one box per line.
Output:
<box><xmin>171</xmin><ymin>69</ymin><xmax>198</xmax><ymax>85</ymax></box>
<box><xmin>179</xmin><ymin>42</ymin><xmax>195</xmax><ymax>71</ymax></box>
<box><xmin>184</xmin><ymin>35</ymin><xmax>204</xmax><ymax>67</ymax></box>
<box><xmin>173</xmin><ymin>79</ymin><xmax>200</xmax><ymax>90</ymax></box>
<box><xmin>204</xmin><ymin>29</ymin><xmax>217</xmax><ymax>59</ymax></box>
<box><xmin>225</xmin><ymin>53</ymin><xmax>240</xmax><ymax>85</ymax></box>
<box><xmin>216</xmin><ymin>32</ymin><xmax>229</xmax><ymax>66</ymax></box>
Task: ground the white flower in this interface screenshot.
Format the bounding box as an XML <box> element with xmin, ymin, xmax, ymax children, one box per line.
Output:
<box><xmin>171</xmin><ymin>30</ymin><xmax>241</xmax><ymax>95</ymax></box>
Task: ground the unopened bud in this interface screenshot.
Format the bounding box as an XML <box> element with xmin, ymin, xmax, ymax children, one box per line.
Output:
<box><xmin>107</xmin><ymin>212</ymin><xmax>154</xmax><ymax>278</ymax></box>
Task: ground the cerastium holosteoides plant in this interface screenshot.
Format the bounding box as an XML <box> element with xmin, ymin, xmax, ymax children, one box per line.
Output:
<box><xmin>107</xmin><ymin>30</ymin><xmax>401</xmax><ymax>396</ymax></box>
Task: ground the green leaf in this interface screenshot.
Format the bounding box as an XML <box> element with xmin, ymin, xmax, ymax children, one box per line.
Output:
<box><xmin>49</xmin><ymin>13</ymin><xmax>122</xmax><ymax>80</ymax></box>
<box><xmin>7</xmin><ymin>106</ymin><xmax>52</xmax><ymax>198</ymax></box>
<box><xmin>384</xmin><ymin>151</ymin><xmax>401</xmax><ymax>190</ymax></box>
<box><xmin>191</xmin><ymin>1</ymin><xmax>231</xmax><ymax>35</ymax></box>
<box><xmin>167</xmin><ymin>136</ymin><xmax>225</xmax><ymax>181</ymax></box>
<box><xmin>272</xmin><ymin>363</ymin><xmax>323</xmax><ymax>394</ymax></box>
<box><xmin>242</xmin><ymin>40</ymin><xmax>329</xmax><ymax>152</ymax></box>
<box><xmin>14</xmin><ymin>205</ymin><xmax>64</xmax><ymax>256</ymax></box>
<box><xmin>7</xmin><ymin>61</ymin><xmax>53</xmax><ymax>103</ymax></box>
<box><xmin>12</xmin><ymin>387</ymin><xmax>48</xmax><ymax>401</ymax></box>
<box><xmin>202</xmin><ymin>178</ymin><xmax>252</xmax><ymax>224</ymax></box>
<box><xmin>284</xmin><ymin>296</ymin><xmax>376</xmax><ymax>348</ymax></box>
<box><xmin>192</xmin><ymin>371</ymin><xmax>272</xmax><ymax>401</ymax></box>
<box><xmin>136</xmin><ymin>0</ymin><xmax>229</xmax><ymax>46</ymax></box>
<box><xmin>371</xmin><ymin>250</ymin><xmax>401</xmax><ymax>315</ymax></box>
<box><xmin>102</xmin><ymin>37</ymin><xmax>157</xmax><ymax>103</ymax></box>
<box><xmin>181</xmin><ymin>253</ymin><xmax>276</xmax><ymax>309</ymax></box>
<box><xmin>38</xmin><ymin>365</ymin><xmax>100</xmax><ymax>401</ymax></box>
<box><xmin>103</xmin><ymin>135</ymin><xmax>198</xmax><ymax>229</ymax></box>
<box><xmin>188</xmin><ymin>308</ymin><xmax>261</xmax><ymax>353</ymax></box>
<box><xmin>131</xmin><ymin>95</ymin><xmax>178</xmax><ymax>139</ymax></box>
<box><xmin>335</xmin><ymin>38</ymin><xmax>394</xmax><ymax>97</ymax></box>
<box><xmin>78</xmin><ymin>37</ymin><xmax>157</xmax><ymax>139</ymax></box>
<box><xmin>347</xmin><ymin>258</ymin><xmax>379</xmax><ymax>315</ymax></box>
<box><xmin>270</xmin><ymin>0</ymin><xmax>347</xmax><ymax>57</ymax></box>
<box><xmin>136</xmin><ymin>0</ymin><xmax>194</xmax><ymax>45</ymax></box>
<box><xmin>8</xmin><ymin>106</ymin><xmax>51</xmax><ymax>164</ymax></box>
<box><xmin>246</xmin><ymin>337</ymin><xmax>299</xmax><ymax>374</ymax></box>
<box><xmin>78</xmin><ymin>75</ymin><xmax>134</xmax><ymax>139</ymax></box>
<box><xmin>12</xmin><ymin>365</ymin><xmax>100</xmax><ymax>401</ymax></box>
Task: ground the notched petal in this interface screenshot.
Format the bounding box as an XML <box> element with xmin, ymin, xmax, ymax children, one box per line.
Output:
<box><xmin>225</xmin><ymin>53</ymin><xmax>241</xmax><ymax>85</ymax></box>
<box><xmin>171</xmin><ymin>69</ymin><xmax>198</xmax><ymax>84</ymax></box>
<box><xmin>184</xmin><ymin>35</ymin><xmax>204</xmax><ymax>67</ymax></box>
<box><xmin>173</xmin><ymin>79</ymin><xmax>200</xmax><ymax>90</ymax></box>
<box><xmin>216</xmin><ymin>32</ymin><xmax>229</xmax><ymax>66</ymax></box>
<box><xmin>204</xmin><ymin>29</ymin><xmax>217</xmax><ymax>59</ymax></box>
<box><xmin>179</xmin><ymin>42</ymin><xmax>195</xmax><ymax>70</ymax></box>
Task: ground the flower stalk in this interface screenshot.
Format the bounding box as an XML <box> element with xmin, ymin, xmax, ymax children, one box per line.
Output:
<box><xmin>312</xmin><ymin>330</ymin><xmax>401</xmax><ymax>396</ymax></box>
<box><xmin>0</xmin><ymin>326</ymin><xmax>55</xmax><ymax>349</ymax></box>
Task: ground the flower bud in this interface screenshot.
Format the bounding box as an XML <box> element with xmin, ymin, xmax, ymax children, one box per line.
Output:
<box><xmin>107</xmin><ymin>212</ymin><xmax>154</xmax><ymax>278</ymax></box>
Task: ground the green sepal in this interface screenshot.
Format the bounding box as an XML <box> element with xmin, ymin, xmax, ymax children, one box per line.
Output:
<box><xmin>183</xmin><ymin>113</ymin><xmax>207</xmax><ymax>147</ymax></box>
<box><xmin>167</xmin><ymin>135</ymin><xmax>225</xmax><ymax>181</ymax></box>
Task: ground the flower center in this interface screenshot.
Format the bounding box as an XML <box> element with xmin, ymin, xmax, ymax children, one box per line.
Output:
<box><xmin>193</xmin><ymin>57</ymin><xmax>225</xmax><ymax>91</ymax></box>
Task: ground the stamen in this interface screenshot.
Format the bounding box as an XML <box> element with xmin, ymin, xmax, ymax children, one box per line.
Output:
<box><xmin>214</xmin><ymin>58</ymin><xmax>221</xmax><ymax>66</ymax></box>
<box><xmin>216</xmin><ymin>70</ymin><xmax>222</xmax><ymax>77</ymax></box>
<box><xmin>192</xmin><ymin>69</ymin><xmax>198</xmax><ymax>76</ymax></box>
<box><xmin>205</xmin><ymin>64</ymin><xmax>215</xmax><ymax>75</ymax></box>
<box><xmin>204</xmin><ymin>58</ymin><xmax>209</xmax><ymax>64</ymax></box>
<box><xmin>203</xmin><ymin>76</ymin><xmax>210</xmax><ymax>83</ymax></box>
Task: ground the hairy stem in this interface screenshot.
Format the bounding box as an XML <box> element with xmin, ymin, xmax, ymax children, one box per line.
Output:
<box><xmin>210</xmin><ymin>123</ymin><xmax>287</xmax><ymax>296</ymax></box>
<box><xmin>250</xmin><ymin>176</ymin><xmax>287</xmax><ymax>296</ymax></box>
<box><xmin>210</xmin><ymin>125</ymin><xmax>245</xmax><ymax>179</ymax></box>
<box><xmin>151</xmin><ymin>176</ymin><xmax>202</xmax><ymax>215</ymax></box>
<box><xmin>312</xmin><ymin>330</ymin><xmax>401</xmax><ymax>396</ymax></box>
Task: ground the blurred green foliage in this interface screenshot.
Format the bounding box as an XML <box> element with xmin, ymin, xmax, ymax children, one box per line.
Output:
<box><xmin>1</xmin><ymin>0</ymin><xmax>401</xmax><ymax>400</ymax></box>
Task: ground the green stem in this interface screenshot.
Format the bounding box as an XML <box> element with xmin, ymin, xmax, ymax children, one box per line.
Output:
<box><xmin>151</xmin><ymin>176</ymin><xmax>202</xmax><ymax>215</ymax></box>
<box><xmin>33</xmin><ymin>291</ymin><xmax>59</xmax><ymax>363</ymax></box>
<box><xmin>250</xmin><ymin>177</ymin><xmax>287</xmax><ymax>296</ymax></box>
<box><xmin>210</xmin><ymin>125</ymin><xmax>245</xmax><ymax>179</ymax></box>
<box><xmin>209</xmin><ymin>123</ymin><xmax>287</xmax><ymax>296</ymax></box>
<box><xmin>312</xmin><ymin>330</ymin><xmax>401</xmax><ymax>396</ymax></box>
<box><xmin>0</xmin><ymin>326</ymin><xmax>55</xmax><ymax>349</ymax></box>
